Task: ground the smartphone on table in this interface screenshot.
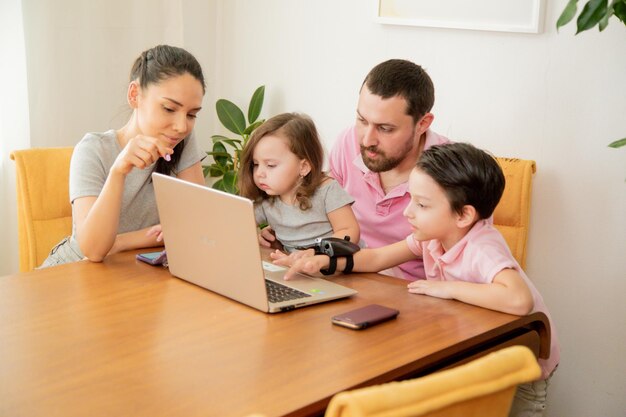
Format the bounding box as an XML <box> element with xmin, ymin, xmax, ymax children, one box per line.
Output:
<box><xmin>136</xmin><ymin>250</ymin><xmax>167</xmax><ymax>266</ymax></box>
<box><xmin>331</xmin><ymin>304</ymin><xmax>399</xmax><ymax>330</ymax></box>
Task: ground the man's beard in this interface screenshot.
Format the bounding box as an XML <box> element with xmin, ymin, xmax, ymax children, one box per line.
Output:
<box><xmin>360</xmin><ymin>136</ymin><xmax>415</xmax><ymax>173</ymax></box>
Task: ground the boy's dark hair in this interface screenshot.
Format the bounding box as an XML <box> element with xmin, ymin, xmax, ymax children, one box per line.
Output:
<box><xmin>130</xmin><ymin>45</ymin><xmax>205</xmax><ymax>176</ymax></box>
<box><xmin>362</xmin><ymin>59</ymin><xmax>435</xmax><ymax>123</ymax></box>
<box><xmin>238</xmin><ymin>112</ymin><xmax>326</xmax><ymax>210</ymax></box>
<box><xmin>416</xmin><ymin>143</ymin><xmax>505</xmax><ymax>219</ymax></box>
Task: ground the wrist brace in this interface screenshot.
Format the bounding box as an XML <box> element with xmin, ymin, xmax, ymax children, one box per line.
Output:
<box><xmin>298</xmin><ymin>236</ymin><xmax>360</xmax><ymax>275</ymax></box>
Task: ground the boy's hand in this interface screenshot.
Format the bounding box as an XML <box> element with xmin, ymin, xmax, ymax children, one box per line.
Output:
<box><xmin>407</xmin><ymin>280</ymin><xmax>453</xmax><ymax>299</ymax></box>
<box><xmin>273</xmin><ymin>252</ymin><xmax>329</xmax><ymax>280</ymax></box>
<box><xmin>269</xmin><ymin>248</ymin><xmax>315</xmax><ymax>263</ymax></box>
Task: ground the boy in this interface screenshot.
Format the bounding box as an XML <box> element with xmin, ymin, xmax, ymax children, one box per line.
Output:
<box><xmin>274</xmin><ymin>143</ymin><xmax>559</xmax><ymax>416</ymax></box>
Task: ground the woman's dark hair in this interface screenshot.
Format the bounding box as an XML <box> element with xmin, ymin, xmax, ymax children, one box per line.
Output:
<box><xmin>130</xmin><ymin>45</ymin><xmax>205</xmax><ymax>176</ymax></box>
<box><xmin>362</xmin><ymin>59</ymin><xmax>435</xmax><ymax>124</ymax></box>
<box><xmin>238</xmin><ymin>113</ymin><xmax>326</xmax><ymax>210</ymax></box>
<box><xmin>416</xmin><ymin>143</ymin><xmax>505</xmax><ymax>219</ymax></box>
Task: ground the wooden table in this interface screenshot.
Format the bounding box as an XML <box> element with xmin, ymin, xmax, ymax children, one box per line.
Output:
<box><xmin>0</xmin><ymin>249</ymin><xmax>550</xmax><ymax>417</ymax></box>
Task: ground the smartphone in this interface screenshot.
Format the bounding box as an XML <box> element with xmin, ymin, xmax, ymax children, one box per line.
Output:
<box><xmin>331</xmin><ymin>304</ymin><xmax>399</xmax><ymax>330</ymax></box>
<box><xmin>136</xmin><ymin>250</ymin><xmax>167</xmax><ymax>266</ymax></box>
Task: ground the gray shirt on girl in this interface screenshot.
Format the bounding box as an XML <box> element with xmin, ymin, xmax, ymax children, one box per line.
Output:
<box><xmin>254</xmin><ymin>179</ymin><xmax>355</xmax><ymax>252</ymax></box>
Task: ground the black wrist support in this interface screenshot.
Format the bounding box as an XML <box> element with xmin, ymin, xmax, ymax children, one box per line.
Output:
<box><xmin>343</xmin><ymin>255</ymin><xmax>354</xmax><ymax>274</ymax></box>
<box><xmin>298</xmin><ymin>236</ymin><xmax>360</xmax><ymax>276</ymax></box>
<box><xmin>320</xmin><ymin>256</ymin><xmax>337</xmax><ymax>276</ymax></box>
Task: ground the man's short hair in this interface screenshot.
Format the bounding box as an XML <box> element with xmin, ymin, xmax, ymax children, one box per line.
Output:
<box><xmin>416</xmin><ymin>143</ymin><xmax>505</xmax><ymax>219</ymax></box>
<box><xmin>362</xmin><ymin>59</ymin><xmax>435</xmax><ymax>123</ymax></box>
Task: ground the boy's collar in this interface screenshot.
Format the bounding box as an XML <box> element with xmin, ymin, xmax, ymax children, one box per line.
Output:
<box><xmin>429</xmin><ymin>219</ymin><xmax>491</xmax><ymax>263</ymax></box>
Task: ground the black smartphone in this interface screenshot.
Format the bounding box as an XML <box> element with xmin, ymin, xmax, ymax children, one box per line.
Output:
<box><xmin>331</xmin><ymin>304</ymin><xmax>399</xmax><ymax>330</ymax></box>
<box><xmin>136</xmin><ymin>250</ymin><xmax>167</xmax><ymax>266</ymax></box>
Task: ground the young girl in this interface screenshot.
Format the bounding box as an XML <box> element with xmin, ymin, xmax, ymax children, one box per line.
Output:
<box><xmin>238</xmin><ymin>112</ymin><xmax>359</xmax><ymax>254</ymax></box>
<box><xmin>41</xmin><ymin>45</ymin><xmax>206</xmax><ymax>267</ymax></box>
<box><xmin>274</xmin><ymin>142</ymin><xmax>559</xmax><ymax>417</ymax></box>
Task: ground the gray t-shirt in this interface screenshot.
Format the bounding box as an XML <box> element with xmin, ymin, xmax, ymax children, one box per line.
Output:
<box><xmin>254</xmin><ymin>180</ymin><xmax>354</xmax><ymax>251</ymax></box>
<box><xmin>41</xmin><ymin>129</ymin><xmax>205</xmax><ymax>267</ymax></box>
<box><xmin>69</xmin><ymin>129</ymin><xmax>205</xmax><ymax>235</ymax></box>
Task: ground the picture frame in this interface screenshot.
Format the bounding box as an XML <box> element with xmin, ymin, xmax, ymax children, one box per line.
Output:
<box><xmin>375</xmin><ymin>0</ymin><xmax>545</xmax><ymax>34</ymax></box>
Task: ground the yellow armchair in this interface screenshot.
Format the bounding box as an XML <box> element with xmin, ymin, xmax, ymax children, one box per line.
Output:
<box><xmin>325</xmin><ymin>345</ymin><xmax>541</xmax><ymax>417</ymax></box>
<box><xmin>10</xmin><ymin>147</ymin><xmax>74</xmax><ymax>272</ymax></box>
<box><xmin>494</xmin><ymin>157</ymin><xmax>536</xmax><ymax>269</ymax></box>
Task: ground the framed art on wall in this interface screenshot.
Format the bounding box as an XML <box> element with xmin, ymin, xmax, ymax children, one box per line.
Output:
<box><xmin>376</xmin><ymin>0</ymin><xmax>545</xmax><ymax>34</ymax></box>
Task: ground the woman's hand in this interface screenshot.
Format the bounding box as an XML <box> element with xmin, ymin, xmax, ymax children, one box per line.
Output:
<box><xmin>112</xmin><ymin>135</ymin><xmax>173</xmax><ymax>175</ymax></box>
<box><xmin>146</xmin><ymin>224</ymin><xmax>164</xmax><ymax>243</ymax></box>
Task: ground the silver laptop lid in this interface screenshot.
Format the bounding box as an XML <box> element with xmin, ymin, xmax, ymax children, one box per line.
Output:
<box><xmin>153</xmin><ymin>173</ymin><xmax>270</xmax><ymax>312</ymax></box>
<box><xmin>152</xmin><ymin>173</ymin><xmax>357</xmax><ymax>313</ymax></box>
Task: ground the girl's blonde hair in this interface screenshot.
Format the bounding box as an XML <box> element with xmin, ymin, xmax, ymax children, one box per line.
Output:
<box><xmin>238</xmin><ymin>113</ymin><xmax>326</xmax><ymax>210</ymax></box>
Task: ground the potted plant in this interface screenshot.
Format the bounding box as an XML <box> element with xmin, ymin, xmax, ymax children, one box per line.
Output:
<box><xmin>203</xmin><ymin>86</ymin><xmax>266</xmax><ymax>193</ymax></box>
<box><xmin>556</xmin><ymin>0</ymin><xmax>626</xmax><ymax>149</ymax></box>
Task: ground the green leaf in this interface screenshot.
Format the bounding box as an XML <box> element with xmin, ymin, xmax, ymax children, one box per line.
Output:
<box><xmin>222</xmin><ymin>139</ymin><xmax>243</xmax><ymax>149</ymax></box>
<box><xmin>212</xmin><ymin>179</ymin><xmax>226</xmax><ymax>191</ymax></box>
<box><xmin>614</xmin><ymin>1</ymin><xmax>626</xmax><ymax>22</ymax></box>
<box><xmin>206</xmin><ymin>151</ymin><xmax>232</xmax><ymax>158</ymax></box>
<box><xmin>576</xmin><ymin>0</ymin><xmax>608</xmax><ymax>33</ymax></box>
<box><xmin>216</xmin><ymin>99</ymin><xmax>246</xmax><ymax>135</ymax></box>
<box><xmin>557</xmin><ymin>0</ymin><xmax>579</xmax><ymax>30</ymax></box>
<box><xmin>599</xmin><ymin>0</ymin><xmax>622</xmax><ymax>29</ymax></box>
<box><xmin>608</xmin><ymin>137</ymin><xmax>626</xmax><ymax>148</ymax></box>
<box><xmin>202</xmin><ymin>165</ymin><xmax>211</xmax><ymax>178</ymax></box>
<box><xmin>212</xmin><ymin>134</ymin><xmax>234</xmax><ymax>143</ymax></box>
<box><xmin>598</xmin><ymin>6</ymin><xmax>614</xmax><ymax>30</ymax></box>
<box><xmin>243</xmin><ymin>120</ymin><xmax>265</xmax><ymax>135</ymax></box>
<box><xmin>222</xmin><ymin>171</ymin><xmax>238</xmax><ymax>194</ymax></box>
<box><xmin>248</xmin><ymin>86</ymin><xmax>265</xmax><ymax>124</ymax></box>
<box><xmin>212</xmin><ymin>142</ymin><xmax>230</xmax><ymax>166</ymax></box>
<box><xmin>209</xmin><ymin>166</ymin><xmax>224</xmax><ymax>177</ymax></box>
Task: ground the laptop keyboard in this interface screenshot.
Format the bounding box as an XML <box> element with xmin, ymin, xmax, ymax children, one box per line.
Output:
<box><xmin>265</xmin><ymin>280</ymin><xmax>311</xmax><ymax>303</ymax></box>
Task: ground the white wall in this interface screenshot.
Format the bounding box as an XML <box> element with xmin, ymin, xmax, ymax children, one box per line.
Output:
<box><xmin>0</xmin><ymin>0</ymin><xmax>31</xmax><ymax>276</ymax></box>
<box><xmin>209</xmin><ymin>1</ymin><xmax>626</xmax><ymax>416</ymax></box>
<box><xmin>4</xmin><ymin>1</ymin><xmax>625</xmax><ymax>416</ymax></box>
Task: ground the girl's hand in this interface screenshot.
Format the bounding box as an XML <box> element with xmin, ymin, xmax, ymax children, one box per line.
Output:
<box><xmin>407</xmin><ymin>280</ymin><xmax>454</xmax><ymax>299</ymax></box>
<box><xmin>146</xmin><ymin>224</ymin><xmax>164</xmax><ymax>242</ymax></box>
<box><xmin>113</xmin><ymin>135</ymin><xmax>173</xmax><ymax>175</ymax></box>
<box><xmin>258</xmin><ymin>226</ymin><xmax>276</xmax><ymax>247</ymax></box>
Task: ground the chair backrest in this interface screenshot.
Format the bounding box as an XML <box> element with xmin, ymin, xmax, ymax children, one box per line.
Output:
<box><xmin>324</xmin><ymin>345</ymin><xmax>541</xmax><ymax>417</ymax></box>
<box><xmin>493</xmin><ymin>157</ymin><xmax>536</xmax><ymax>269</ymax></box>
<box><xmin>10</xmin><ymin>147</ymin><xmax>74</xmax><ymax>272</ymax></box>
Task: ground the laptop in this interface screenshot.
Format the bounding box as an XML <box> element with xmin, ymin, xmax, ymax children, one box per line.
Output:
<box><xmin>152</xmin><ymin>173</ymin><xmax>357</xmax><ymax>313</ymax></box>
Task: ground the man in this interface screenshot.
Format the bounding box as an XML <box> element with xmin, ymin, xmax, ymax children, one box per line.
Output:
<box><xmin>328</xmin><ymin>59</ymin><xmax>449</xmax><ymax>280</ymax></box>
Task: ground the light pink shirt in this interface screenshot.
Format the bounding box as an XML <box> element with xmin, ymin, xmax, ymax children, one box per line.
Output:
<box><xmin>405</xmin><ymin>220</ymin><xmax>560</xmax><ymax>380</ymax></box>
<box><xmin>329</xmin><ymin>125</ymin><xmax>450</xmax><ymax>280</ymax></box>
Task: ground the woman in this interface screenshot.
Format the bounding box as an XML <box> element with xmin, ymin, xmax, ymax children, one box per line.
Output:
<box><xmin>42</xmin><ymin>45</ymin><xmax>206</xmax><ymax>267</ymax></box>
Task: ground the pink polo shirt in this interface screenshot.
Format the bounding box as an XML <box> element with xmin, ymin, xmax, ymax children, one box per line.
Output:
<box><xmin>329</xmin><ymin>125</ymin><xmax>449</xmax><ymax>280</ymax></box>
<box><xmin>405</xmin><ymin>220</ymin><xmax>560</xmax><ymax>380</ymax></box>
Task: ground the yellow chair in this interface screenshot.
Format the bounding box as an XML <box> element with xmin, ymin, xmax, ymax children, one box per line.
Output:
<box><xmin>493</xmin><ymin>157</ymin><xmax>536</xmax><ymax>269</ymax></box>
<box><xmin>10</xmin><ymin>147</ymin><xmax>74</xmax><ymax>272</ymax></box>
<box><xmin>324</xmin><ymin>345</ymin><xmax>541</xmax><ymax>417</ymax></box>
